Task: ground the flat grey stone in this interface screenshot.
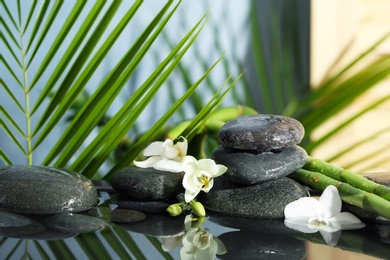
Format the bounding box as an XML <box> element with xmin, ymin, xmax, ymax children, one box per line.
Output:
<box><xmin>218</xmin><ymin>230</ymin><xmax>306</xmax><ymax>260</ymax></box>
<box><xmin>111</xmin><ymin>166</ymin><xmax>184</xmax><ymax>200</ymax></box>
<box><xmin>199</xmin><ymin>177</ymin><xmax>308</xmax><ymax>218</ymax></box>
<box><xmin>212</xmin><ymin>145</ymin><xmax>307</xmax><ymax>185</ymax></box>
<box><xmin>218</xmin><ymin>114</ymin><xmax>304</xmax><ymax>152</ymax></box>
<box><xmin>0</xmin><ymin>165</ymin><xmax>98</xmax><ymax>214</ymax></box>
<box><xmin>117</xmin><ymin>197</ymin><xmax>173</xmax><ymax>213</ymax></box>
<box><xmin>0</xmin><ymin>210</ymin><xmax>32</xmax><ymax>228</ymax></box>
<box><xmin>45</xmin><ymin>213</ymin><xmax>108</xmax><ymax>233</ymax></box>
<box><xmin>110</xmin><ymin>208</ymin><xmax>146</xmax><ymax>223</ymax></box>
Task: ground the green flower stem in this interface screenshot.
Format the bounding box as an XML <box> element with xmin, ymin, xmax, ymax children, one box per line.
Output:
<box><xmin>289</xmin><ymin>168</ymin><xmax>390</xmax><ymax>219</ymax></box>
<box><xmin>303</xmin><ymin>156</ymin><xmax>390</xmax><ymax>201</ymax></box>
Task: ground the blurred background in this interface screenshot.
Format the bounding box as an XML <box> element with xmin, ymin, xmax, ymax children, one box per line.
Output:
<box><xmin>1</xmin><ymin>0</ymin><xmax>390</xmax><ymax>174</ymax></box>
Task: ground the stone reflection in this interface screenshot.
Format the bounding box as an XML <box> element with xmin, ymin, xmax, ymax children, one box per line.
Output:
<box><xmin>0</xmin><ymin>209</ymin><xmax>108</xmax><ymax>240</ymax></box>
<box><xmin>218</xmin><ymin>230</ymin><xmax>306</xmax><ymax>260</ymax></box>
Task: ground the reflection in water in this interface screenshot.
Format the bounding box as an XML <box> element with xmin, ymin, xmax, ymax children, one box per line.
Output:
<box><xmin>162</xmin><ymin>215</ymin><xmax>227</xmax><ymax>260</ymax></box>
<box><xmin>1</xmin><ymin>192</ymin><xmax>390</xmax><ymax>259</ymax></box>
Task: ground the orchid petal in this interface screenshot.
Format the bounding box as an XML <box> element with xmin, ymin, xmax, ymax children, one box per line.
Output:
<box><xmin>319</xmin><ymin>185</ymin><xmax>341</xmax><ymax>219</ymax></box>
<box><xmin>201</xmin><ymin>178</ymin><xmax>214</xmax><ymax>193</ymax></box>
<box><xmin>183</xmin><ymin>172</ymin><xmax>200</xmax><ymax>192</ymax></box>
<box><xmin>134</xmin><ymin>156</ymin><xmax>161</xmax><ymax>168</ymax></box>
<box><xmin>154</xmin><ymin>158</ymin><xmax>183</xmax><ymax>172</ymax></box>
<box><xmin>319</xmin><ymin>230</ymin><xmax>341</xmax><ymax>247</ymax></box>
<box><xmin>212</xmin><ymin>165</ymin><xmax>228</xmax><ymax>178</ymax></box>
<box><xmin>143</xmin><ymin>141</ymin><xmax>164</xmax><ymax>156</ymax></box>
<box><xmin>284</xmin><ymin>197</ymin><xmax>320</xmax><ymax>221</ymax></box>
<box><xmin>196</xmin><ymin>159</ymin><xmax>216</xmax><ymax>172</ymax></box>
<box><xmin>213</xmin><ymin>237</ymin><xmax>227</xmax><ymax>255</ymax></box>
<box><xmin>176</xmin><ymin>138</ymin><xmax>188</xmax><ymax>157</ymax></box>
<box><xmin>161</xmin><ymin>235</ymin><xmax>183</xmax><ymax>252</ymax></box>
<box><xmin>284</xmin><ymin>220</ymin><xmax>318</xmax><ymax>233</ymax></box>
<box><xmin>328</xmin><ymin>212</ymin><xmax>365</xmax><ymax>230</ymax></box>
<box><xmin>185</xmin><ymin>189</ymin><xmax>200</xmax><ymax>203</ymax></box>
<box><xmin>164</xmin><ymin>146</ymin><xmax>179</xmax><ymax>159</ymax></box>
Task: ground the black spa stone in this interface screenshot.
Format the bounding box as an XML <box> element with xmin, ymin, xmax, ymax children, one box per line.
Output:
<box><xmin>198</xmin><ymin>177</ymin><xmax>308</xmax><ymax>218</ymax></box>
<box><xmin>45</xmin><ymin>213</ymin><xmax>109</xmax><ymax>234</ymax></box>
<box><xmin>218</xmin><ymin>114</ymin><xmax>304</xmax><ymax>152</ymax></box>
<box><xmin>212</xmin><ymin>145</ymin><xmax>307</xmax><ymax>185</ymax></box>
<box><xmin>0</xmin><ymin>165</ymin><xmax>98</xmax><ymax>214</ymax></box>
<box><xmin>111</xmin><ymin>166</ymin><xmax>184</xmax><ymax>200</ymax></box>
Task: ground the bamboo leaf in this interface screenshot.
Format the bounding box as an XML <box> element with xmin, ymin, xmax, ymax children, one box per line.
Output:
<box><xmin>21</xmin><ymin>0</ymin><xmax>38</xmax><ymax>34</ymax></box>
<box><xmin>71</xmin><ymin>11</ymin><xmax>204</xmax><ymax>174</ymax></box>
<box><xmin>42</xmin><ymin>1</ymin><xmax>176</xmax><ymax>166</ymax></box>
<box><xmin>104</xmin><ymin>55</ymin><xmax>222</xmax><ymax>179</ymax></box>
<box><xmin>1</xmin><ymin>16</ymin><xmax>21</xmax><ymax>50</ymax></box>
<box><xmin>75</xmin><ymin>233</ymin><xmax>112</xmax><ymax>259</ymax></box>
<box><xmin>26</xmin><ymin>0</ymin><xmax>64</xmax><ymax>54</ymax></box>
<box><xmin>30</xmin><ymin>0</ymin><xmax>106</xmax><ymax>113</ymax></box>
<box><xmin>45</xmin><ymin>240</ymin><xmax>75</xmax><ymax>259</ymax></box>
<box><xmin>33</xmin><ymin>0</ymin><xmax>121</xmax><ymax>124</ymax></box>
<box><xmin>80</xmin><ymin>23</ymin><xmax>205</xmax><ymax>178</ymax></box>
<box><xmin>308</xmin><ymin>94</ymin><xmax>390</xmax><ymax>152</ymax></box>
<box><xmin>1</xmin><ymin>79</ymin><xmax>24</xmax><ymax>112</ymax></box>
<box><xmin>1</xmin><ymin>54</ymin><xmax>23</xmax><ymax>88</ymax></box>
<box><xmin>0</xmin><ymin>106</ymin><xmax>25</xmax><ymax>136</ymax></box>
<box><xmin>98</xmin><ymin>228</ymin><xmax>133</xmax><ymax>258</ymax></box>
<box><xmin>1</xmin><ymin>119</ymin><xmax>26</xmax><ymax>156</ymax></box>
<box><xmin>28</xmin><ymin>0</ymin><xmax>87</xmax><ymax>88</ymax></box>
<box><xmin>1</xmin><ymin>0</ymin><xmax>19</xmax><ymax>32</ymax></box>
<box><xmin>1</xmin><ymin>32</ymin><xmax>23</xmax><ymax>68</ymax></box>
<box><xmin>24</xmin><ymin>0</ymin><xmax>51</xmax><ymax>53</ymax></box>
<box><xmin>0</xmin><ymin>148</ymin><xmax>13</xmax><ymax>165</ymax></box>
<box><xmin>326</xmin><ymin>125</ymin><xmax>390</xmax><ymax>163</ymax></box>
<box><xmin>111</xmin><ymin>226</ymin><xmax>146</xmax><ymax>260</ymax></box>
<box><xmin>33</xmin><ymin>241</ymin><xmax>51</xmax><ymax>260</ymax></box>
<box><xmin>145</xmin><ymin>236</ymin><xmax>174</xmax><ymax>260</ymax></box>
<box><xmin>32</xmin><ymin>0</ymin><xmax>142</xmax><ymax>147</ymax></box>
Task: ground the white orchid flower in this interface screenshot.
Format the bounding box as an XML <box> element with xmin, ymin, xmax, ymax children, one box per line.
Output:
<box><xmin>284</xmin><ymin>185</ymin><xmax>365</xmax><ymax>246</ymax></box>
<box><xmin>134</xmin><ymin>137</ymin><xmax>187</xmax><ymax>172</ymax></box>
<box><xmin>180</xmin><ymin>227</ymin><xmax>227</xmax><ymax>260</ymax></box>
<box><xmin>182</xmin><ymin>156</ymin><xmax>227</xmax><ymax>203</ymax></box>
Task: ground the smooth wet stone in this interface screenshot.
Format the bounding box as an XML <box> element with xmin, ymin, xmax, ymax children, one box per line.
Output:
<box><xmin>45</xmin><ymin>213</ymin><xmax>108</xmax><ymax>233</ymax></box>
<box><xmin>199</xmin><ymin>177</ymin><xmax>308</xmax><ymax>218</ymax></box>
<box><xmin>218</xmin><ymin>114</ymin><xmax>304</xmax><ymax>152</ymax></box>
<box><xmin>0</xmin><ymin>210</ymin><xmax>32</xmax><ymax>228</ymax></box>
<box><xmin>218</xmin><ymin>230</ymin><xmax>306</xmax><ymax>260</ymax></box>
<box><xmin>0</xmin><ymin>165</ymin><xmax>98</xmax><ymax>214</ymax></box>
<box><xmin>110</xmin><ymin>208</ymin><xmax>146</xmax><ymax>223</ymax></box>
<box><xmin>117</xmin><ymin>197</ymin><xmax>173</xmax><ymax>213</ymax></box>
<box><xmin>212</xmin><ymin>145</ymin><xmax>307</xmax><ymax>185</ymax></box>
<box><xmin>111</xmin><ymin>166</ymin><xmax>184</xmax><ymax>200</ymax></box>
<box><xmin>117</xmin><ymin>213</ymin><xmax>185</xmax><ymax>236</ymax></box>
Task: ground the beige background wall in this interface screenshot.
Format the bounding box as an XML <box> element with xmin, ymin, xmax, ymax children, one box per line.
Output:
<box><xmin>310</xmin><ymin>0</ymin><xmax>390</xmax><ymax>174</ymax></box>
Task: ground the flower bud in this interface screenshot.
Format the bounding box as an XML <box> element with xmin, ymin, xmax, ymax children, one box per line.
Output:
<box><xmin>191</xmin><ymin>201</ymin><xmax>206</xmax><ymax>217</ymax></box>
<box><xmin>166</xmin><ymin>204</ymin><xmax>182</xmax><ymax>216</ymax></box>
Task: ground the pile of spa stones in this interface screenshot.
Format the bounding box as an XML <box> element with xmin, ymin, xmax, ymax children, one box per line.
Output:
<box><xmin>198</xmin><ymin>114</ymin><xmax>309</xmax><ymax>218</ymax></box>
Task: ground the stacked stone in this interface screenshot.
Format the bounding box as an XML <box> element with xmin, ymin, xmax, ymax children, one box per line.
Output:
<box><xmin>198</xmin><ymin>114</ymin><xmax>308</xmax><ymax>218</ymax></box>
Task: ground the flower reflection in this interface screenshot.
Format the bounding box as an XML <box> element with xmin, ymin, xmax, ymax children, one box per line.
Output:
<box><xmin>284</xmin><ymin>185</ymin><xmax>365</xmax><ymax>246</ymax></box>
<box><xmin>162</xmin><ymin>215</ymin><xmax>227</xmax><ymax>260</ymax></box>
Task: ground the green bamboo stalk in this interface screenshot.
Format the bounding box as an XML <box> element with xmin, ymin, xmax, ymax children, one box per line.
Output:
<box><xmin>303</xmin><ymin>156</ymin><xmax>390</xmax><ymax>201</ymax></box>
<box><xmin>289</xmin><ymin>168</ymin><xmax>390</xmax><ymax>219</ymax></box>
